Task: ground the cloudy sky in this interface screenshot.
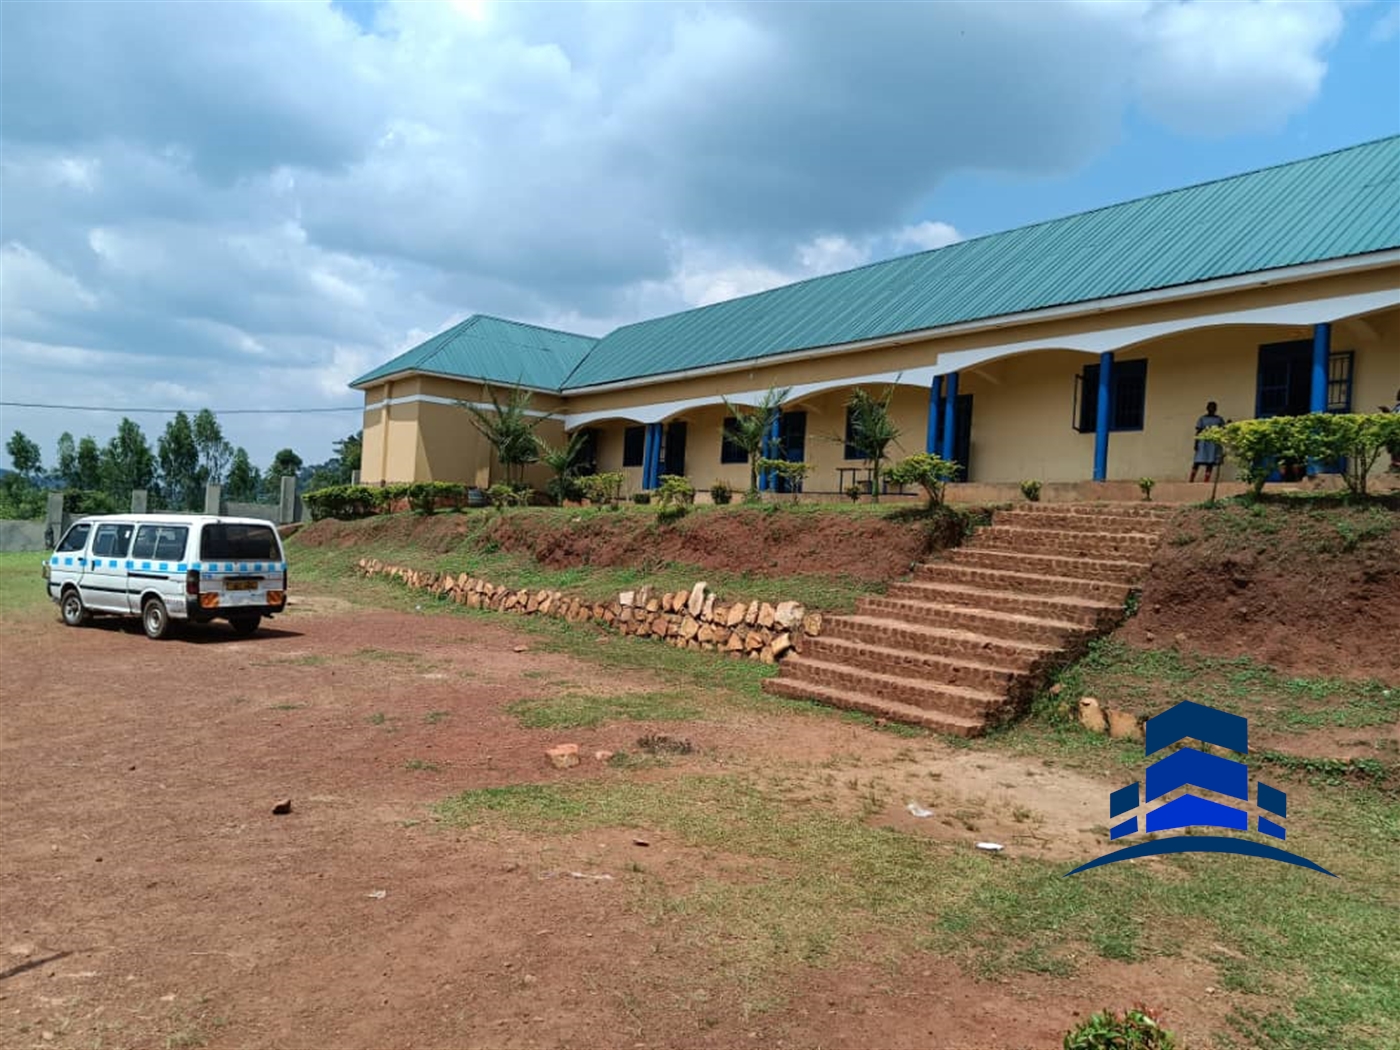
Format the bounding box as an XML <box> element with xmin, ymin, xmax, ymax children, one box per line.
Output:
<box><xmin>2</xmin><ymin>0</ymin><xmax>1398</xmax><ymax>470</ymax></box>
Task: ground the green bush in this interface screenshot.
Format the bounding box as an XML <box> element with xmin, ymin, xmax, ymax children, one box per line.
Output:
<box><xmin>303</xmin><ymin>484</ymin><xmax>391</xmax><ymax>521</ymax></box>
<box><xmin>1138</xmin><ymin>477</ymin><xmax>1155</xmax><ymax>501</ymax></box>
<box><xmin>487</xmin><ymin>483</ymin><xmax>530</xmax><ymax>509</ymax></box>
<box><xmin>1019</xmin><ymin>478</ymin><xmax>1042</xmax><ymax>503</ymax></box>
<box><xmin>1063</xmin><ymin>1006</ymin><xmax>1176</xmax><ymax>1050</ymax></box>
<box><xmin>632</xmin><ymin>492</ymin><xmax>652</xmax><ymax>505</ymax></box>
<box><xmin>756</xmin><ymin>458</ymin><xmax>812</xmax><ymax>499</ymax></box>
<box><xmin>64</xmin><ymin>490</ymin><xmax>121</xmax><ymax>516</ymax></box>
<box><xmin>709</xmin><ymin>480</ymin><xmax>733</xmax><ymax>505</ymax></box>
<box><xmin>656</xmin><ymin>474</ymin><xmax>695</xmax><ymax>506</ymax></box>
<box><xmin>580</xmin><ymin>472</ymin><xmax>624</xmax><ymax>505</ymax></box>
<box><xmin>885</xmin><ymin>453</ymin><xmax>962</xmax><ymax>508</ymax></box>
<box><xmin>656</xmin><ymin>502</ymin><xmax>689</xmax><ymax>525</ymax></box>
<box><xmin>406</xmin><ymin>481</ymin><xmax>467</xmax><ymax>515</ymax></box>
<box><xmin>1202</xmin><ymin>412</ymin><xmax>1400</xmax><ymax>497</ymax></box>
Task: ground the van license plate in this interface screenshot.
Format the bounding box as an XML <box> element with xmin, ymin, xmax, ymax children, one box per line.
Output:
<box><xmin>226</xmin><ymin>580</ymin><xmax>257</xmax><ymax>591</ymax></box>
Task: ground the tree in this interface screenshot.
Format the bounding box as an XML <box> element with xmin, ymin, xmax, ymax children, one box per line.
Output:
<box><xmin>225</xmin><ymin>447</ymin><xmax>261</xmax><ymax>502</ymax></box>
<box><xmin>334</xmin><ymin>431</ymin><xmax>362</xmax><ymax>476</ymax></box>
<box><xmin>76</xmin><ymin>436</ymin><xmax>102</xmax><ymax>490</ymax></box>
<box><xmin>459</xmin><ymin>386</ymin><xmax>548</xmax><ymax>485</ymax></box>
<box><xmin>55</xmin><ymin>432</ymin><xmax>78</xmax><ymax>487</ymax></box>
<box><xmin>158</xmin><ymin>411</ymin><xmax>202</xmax><ymax>510</ymax></box>
<box><xmin>721</xmin><ymin>386</ymin><xmax>791</xmax><ymax>498</ymax></box>
<box><xmin>100</xmin><ymin>418</ymin><xmax>156</xmax><ymax>499</ymax></box>
<box><xmin>845</xmin><ymin>386</ymin><xmax>901</xmax><ymax>502</ymax></box>
<box><xmin>268</xmin><ymin>448</ymin><xmax>303</xmax><ymax>482</ymax></box>
<box><xmin>193</xmin><ymin>409</ymin><xmax>233</xmax><ymax>487</ymax></box>
<box><xmin>6</xmin><ymin>430</ymin><xmax>42</xmax><ymax>478</ymax></box>
<box><xmin>536</xmin><ymin>431</ymin><xmax>588</xmax><ymax>506</ymax></box>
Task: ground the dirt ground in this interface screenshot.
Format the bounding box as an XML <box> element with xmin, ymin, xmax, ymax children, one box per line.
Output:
<box><xmin>0</xmin><ymin>592</ymin><xmax>1228</xmax><ymax>1050</ymax></box>
<box><xmin>1120</xmin><ymin>503</ymin><xmax>1400</xmax><ymax>682</ymax></box>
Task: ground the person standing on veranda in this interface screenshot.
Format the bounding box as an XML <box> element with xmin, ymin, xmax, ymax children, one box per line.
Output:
<box><xmin>1189</xmin><ymin>401</ymin><xmax>1227</xmax><ymax>482</ymax></box>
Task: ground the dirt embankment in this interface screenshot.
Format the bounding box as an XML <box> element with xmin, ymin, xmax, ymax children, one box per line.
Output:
<box><xmin>1121</xmin><ymin>501</ymin><xmax>1400</xmax><ymax>681</ymax></box>
<box><xmin>295</xmin><ymin>506</ymin><xmax>953</xmax><ymax>583</ymax></box>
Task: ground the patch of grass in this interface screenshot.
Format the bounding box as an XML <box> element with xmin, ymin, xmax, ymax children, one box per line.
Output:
<box><xmin>435</xmin><ymin>773</ymin><xmax>1400</xmax><ymax>1045</ymax></box>
<box><xmin>424</xmin><ymin>709</ymin><xmax>450</xmax><ymax>724</ymax></box>
<box><xmin>507</xmin><ymin>690</ymin><xmax>702</xmax><ymax>729</ymax></box>
<box><xmin>284</xmin><ymin>654</ymin><xmax>329</xmax><ymax>666</ymax></box>
<box><xmin>352</xmin><ymin>647</ymin><xmax>418</xmax><ymax>662</ymax></box>
<box><xmin>269</xmin><ymin>702</ymin><xmax>305</xmax><ymax>711</ymax></box>
<box><xmin>0</xmin><ymin>551</ymin><xmax>55</xmax><ymax>617</ymax></box>
<box><xmin>1034</xmin><ymin>637</ymin><xmax>1398</xmax><ymax>740</ymax></box>
<box><xmin>367</xmin><ymin>712</ymin><xmax>387</xmax><ymax>725</ymax></box>
<box><xmin>404</xmin><ymin>758</ymin><xmax>441</xmax><ymax>772</ymax></box>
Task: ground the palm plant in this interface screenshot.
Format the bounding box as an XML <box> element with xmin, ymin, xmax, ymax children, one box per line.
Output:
<box><xmin>537</xmin><ymin>430</ymin><xmax>588</xmax><ymax>506</ymax></box>
<box><xmin>458</xmin><ymin>385</ymin><xmax>547</xmax><ymax>486</ymax></box>
<box><xmin>721</xmin><ymin>386</ymin><xmax>791</xmax><ymax>498</ymax></box>
<box><xmin>845</xmin><ymin>386</ymin><xmax>900</xmax><ymax>502</ymax></box>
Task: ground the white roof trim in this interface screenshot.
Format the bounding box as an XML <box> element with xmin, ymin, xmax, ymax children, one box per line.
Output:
<box><xmin>362</xmin><ymin>393</ymin><xmax>553</xmax><ymax>418</ymax></box>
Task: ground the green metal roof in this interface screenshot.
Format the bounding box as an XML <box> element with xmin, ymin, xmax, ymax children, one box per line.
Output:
<box><xmin>561</xmin><ymin>135</ymin><xmax>1400</xmax><ymax>389</ymax></box>
<box><xmin>351</xmin><ymin>314</ymin><xmax>598</xmax><ymax>390</ymax></box>
<box><xmin>352</xmin><ymin>137</ymin><xmax>1400</xmax><ymax>394</ymax></box>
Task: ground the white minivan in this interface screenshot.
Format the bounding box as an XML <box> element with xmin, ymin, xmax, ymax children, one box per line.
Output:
<box><xmin>44</xmin><ymin>514</ymin><xmax>289</xmax><ymax>639</ymax></box>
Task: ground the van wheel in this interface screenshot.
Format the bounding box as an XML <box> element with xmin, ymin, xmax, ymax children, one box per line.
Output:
<box><xmin>142</xmin><ymin>597</ymin><xmax>171</xmax><ymax>639</ymax></box>
<box><xmin>61</xmin><ymin>588</ymin><xmax>89</xmax><ymax>627</ymax></box>
<box><xmin>230</xmin><ymin>615</ymin><xmax>261</xmax><ymax>637</ymax></box>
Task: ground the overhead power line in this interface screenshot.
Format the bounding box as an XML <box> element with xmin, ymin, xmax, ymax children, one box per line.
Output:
<box><xmin>0</xmin><ymin>401</ymin><xmax>363</xmax><ymax>415</ymax></box>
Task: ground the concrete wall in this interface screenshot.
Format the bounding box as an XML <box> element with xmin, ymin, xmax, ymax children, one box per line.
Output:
<box><xmin>0</xmin><ymin>520</ymin><xmax>50</xmax><ymax>552</ymax></box>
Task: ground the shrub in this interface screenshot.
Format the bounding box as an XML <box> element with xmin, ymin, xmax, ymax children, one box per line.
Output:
<box><xmin>303</xmin><ymin>484</ymin><xmax>390</xmax><ymax>521</ymax></box>
<box><xmin>886</xmin><ymin>453</ymin><xmax>961</xmax><ymax>508</ymax></box>
<box><xmin>656</xmin><ymin>474</ymin><xmax>695</xmax><ymax>506</ymax></box>
<box><xmin>756</xmin><ymin>458</ymin><xmax>812</xmax><ymax>500</ymax></box>
<box><xmin>656</xmin><ymin>502</ymin><xmax>689</xmax><ymax>525</ymax></box>
<box><xmin>1063</xmin><ymin>1006</ymin><xmax>1176</xmax><ymax>1050</ymax></box>
<box><xmin>63</xmin><ymin>489</ymin><xmax>121</xmax><ymax>516</ymax></box>
<box><xmin>1138</xmin><ymin>477</ymin><xmax>1155</xmax><ymax>501</ymax></box>
<box><xmin>709</xmin><ymin>480</ymin><xmax>733</xmax><ymax>505</ymax></box>
<box><xmin>487</xmin><ymin>483</ymin><xmax>529</xmax><ymax>509</ymax></box>
<box><xmin>845</xmin><ymin>484</ymin><xmax>862</xmax><ymax>503</ymax></box>
<box><xmin>1019</xmin><ymin>479</ymin><xmax>1042</xmax><ymax>502</ymax></box>
<box><xmin>1203</xmin><ymin>412</ymin><xmax>1400</xmax><ymax>498</ymax></box>
<box><xmin>580</xmin><ymin>472</ymin><xmax>624</xmax><ymax>506</ymax></box>
<box><xmin>632</xmin><ymin>492</ymin><xmax>652</xmax><ymax>505</ymax></box>
<box><xmin>406</xmin><ymin>481</ymin><xmax>467</xmax><ymax>515</ymax></box>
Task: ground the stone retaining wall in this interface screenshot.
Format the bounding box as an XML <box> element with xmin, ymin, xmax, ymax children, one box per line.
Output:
<box><xmin>355</xmin><ymin>558</ymin><xmax>823</xmax><ymax>663</ymax></box>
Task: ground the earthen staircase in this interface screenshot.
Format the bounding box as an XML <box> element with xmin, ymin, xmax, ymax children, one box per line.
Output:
<box><xmin>762</xmin><ymin>502</ymin><xmax>1171</xmax><ymax>736</ymax></box>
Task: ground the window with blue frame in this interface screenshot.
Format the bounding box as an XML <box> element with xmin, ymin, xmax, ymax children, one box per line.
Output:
<box><xmin>1075</xmin><ymin>359</ymin><xmax>1148</xmax><ymax>433</ymax></box>
<box><xmin>622</xmin><ymin>426</ymin><xmax>646</xmax><ymax>468</ymax></box>
<box><xmin>720</xmin><ymin>417</ymin><xmax>747</xmax><ymax>464</ymax></box>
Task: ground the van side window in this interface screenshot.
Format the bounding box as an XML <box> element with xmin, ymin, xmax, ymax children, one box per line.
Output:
<box><xmin>56</xmin><ymin>523</ymin><xmax>91</xmax><ymax>553</ymax></box>
<box><xmin>91</xmin><ymin>524</ymin><xmax>134</xmax><ymax>558</ymax></box>
<box><xmin>131</xmin><ymin>525</ymin><xmax>189</xmax><ymax>562</ymax></box>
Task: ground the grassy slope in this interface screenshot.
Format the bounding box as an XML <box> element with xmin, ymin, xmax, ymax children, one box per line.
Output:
<box><xmin>295</xmin><ymin>544</ymin><xmax>1399</xmax><ymax>1049</ymax></box>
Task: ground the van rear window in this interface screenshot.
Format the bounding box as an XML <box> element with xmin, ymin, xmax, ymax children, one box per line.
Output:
<box><xmin>201</xmin><ymin>523</ymin><xmax>280</xmax><ymax>562</ymax></box>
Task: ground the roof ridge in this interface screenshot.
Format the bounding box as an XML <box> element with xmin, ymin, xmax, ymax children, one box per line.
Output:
<box><xmin>471</xmin><ymin>313</ymin><xmax>599</xmax><ymax>344</ymax></box>
<box><xmin>597</xmin><ymin>134</ymin><xmax>1400</xmax><ymax>340</ymax></box>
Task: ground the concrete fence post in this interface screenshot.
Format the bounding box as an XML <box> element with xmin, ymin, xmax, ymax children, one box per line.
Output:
<box><xmin>204</xmin><ymin>483</ymin><xmax>223</xmax><ymax>515</ymax></box>
<box><xmin>45</xmin><ymin>492</ymin><xmax>66</xmax><ymax>547</ymax></box>
<box><xmin>351</xmin><ymin>469</ymin><xmax>361</xmax><ymax>484</ymax></box>
<box><xmin>131</xmin><ymin>489</ymin><xmax>148</xmax><ymax>514</ymax></box>
<box><xmin>278</xmin><ymin>475</ymin><xmax>298</xmax><ymax>524</ymax></box>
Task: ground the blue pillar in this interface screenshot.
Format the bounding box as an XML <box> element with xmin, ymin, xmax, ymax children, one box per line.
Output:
<box><xmin>1310</xmin><ymin>323</ymin><xmax>1330</xmax><ymax>413</ymax></box>
<box><xmin>941</xmin><ymin>371</ymin><xmax>959</xmax><ymax>466</ymax></box>
<box><xmin>1093</xmin><ymin>351</ymin><xmax>1113</xmax><ymax>482</ymax></box>
<box><xmin>643</xmin><ymin>422</ymin><xmax>661</xmax><ymax>489</ymax></box>
<box><xmin>926</xmin><ymin>376</ymin><xmax>944</xmax><ymax>455</ymax></box>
